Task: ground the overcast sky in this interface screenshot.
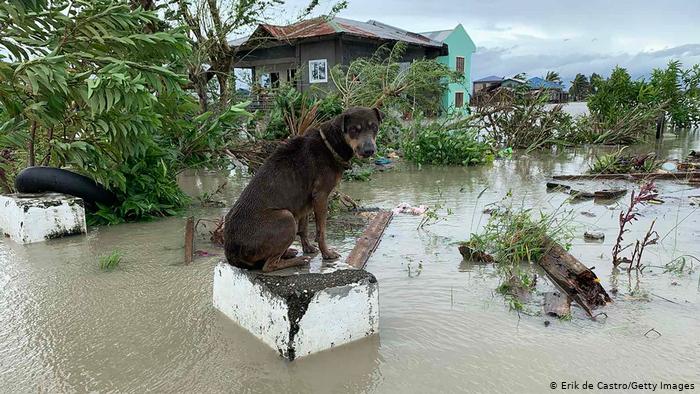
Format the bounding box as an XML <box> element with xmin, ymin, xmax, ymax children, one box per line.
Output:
<box><xmin>277</xmin><ymin>0</ymin><xmax>700</xmax><ymax>85</ymax></box>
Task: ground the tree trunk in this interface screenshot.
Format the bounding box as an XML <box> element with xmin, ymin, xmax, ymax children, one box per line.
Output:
<box><xmin>28</xmin><ymin>121</ymin><xmax>37</xmax><ymax>167</ymax></box>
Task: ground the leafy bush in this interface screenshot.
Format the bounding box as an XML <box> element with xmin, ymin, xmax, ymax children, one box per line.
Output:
<box><xmin>473</xmin><ymin>87</ymin><xmax>573</xmax><ymax>151</ymax></box>
<box><xmin>263</xmin><ymin>85</ymin><xmax>343</xmax><ymax>139</ymax></box>
<box><xmin>401</xmin><ymin>115</ymin><xmax>493</xmax><ymax>166</ymax></box>
<box><xmin>588</xmin><ymin>147</ymin><xmax>658</xmax><ymax>174</ymax></box>
<box><xmin>331</xmin><ymin>42</ymin><xmax>463</xmax><ymax>116</ymax></box>
<box><xmin>0</xmin><ymin>0</ymin><xmax>253</xmax><ymax>224</ymax></box>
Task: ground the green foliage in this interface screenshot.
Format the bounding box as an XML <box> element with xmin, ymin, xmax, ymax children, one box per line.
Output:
<box><xmin>401</xmin><ymin>114</ymin><xmax>493</xmax><ymax>166</ymax></box>
<box><xmin>468</xmin><ymin>197</ymin><xmax>574</xmax><ymax>310</ymax></box>
<box><xmin>649</xmin><ymin>60</ymin><xmax>700</xmax><ymax>129</ymax></box>
<box><xmin>568</xmin><ymin>73</ymin><xmax>591</xmax><ymax>101</ymax></box>
<box><xmin>343</xmin><ymin>163</ymin><xmax>374</xmax><ymax>182</ymax></box>
<box><xmin>474</xmin><ymin>87</ymin><xmax>573</xmax><ymax>150</ymax></box>
<box><xmin>263</xmin><ymin>85</ymin><xmax>343</xmax><ymax>139</ymax></box>
<box><xmin>0</xmin><ymin>0</ymin><xmax>250</xmax><ymax>224</ymax></box>
<box><xmin>588</xmin><ymin>147</ymin><xmax>658</xmax><ymax>174</ymax></box>
<box><xmin>99</xmin><ymin>250</ymin><xmax>123</xmax><ymax>270</ymax></box>
<box><xmin>331</xmin><ymin>42</ymin><xmax>462</xmax><ymax>116</ymax></box>
<box><xmin>158</xmin><ymin>93</ymin><xmax>253</xmax><ymax>169</ymax></box>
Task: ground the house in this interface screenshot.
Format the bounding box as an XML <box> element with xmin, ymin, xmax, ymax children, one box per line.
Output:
<box><xmin>421</xmin><ymin>24</ymin><xmax>476</xmax><ymax>111</ymax></box>
<box><xmin>230</xmin><ymin>17</ymin><xmax>475</xmax><ymax>112</ymax></box>
<box><xmin>525</xmin><ymin>77</ymin><xmax>568</xmax><ymax>103</ymax></box>
<box><xmin>230</xmin><ymin>17</ymin><xmax>446</xmax><ymax>94</ymax></box>
<box><xmin>472</xmin><ymin>75</ymin><xmax>567</xmax><ymax>103</ymax></box>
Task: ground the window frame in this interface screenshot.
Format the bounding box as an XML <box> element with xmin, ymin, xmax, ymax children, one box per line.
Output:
<box><xmin>455</xmin><ymin>91</ymin><xmax>465</xmax><ymax>108</ymax></box>
<box><xmin>308</xmin><ymin>59</ymin><xmax>328</xmax><ymax>83</ymax></box>
<box><xmin>455</xmin><ymin>56</ymin><xmax>465</xmax><ymax>74</ymax></box>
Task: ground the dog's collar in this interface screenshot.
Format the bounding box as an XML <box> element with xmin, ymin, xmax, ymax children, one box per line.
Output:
<box><xmin>319</xmin><ymin>129</ymin><xmax>351</xmax><ymax>169</ymax></box>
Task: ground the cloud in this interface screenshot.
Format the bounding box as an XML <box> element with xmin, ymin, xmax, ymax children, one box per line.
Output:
<box><xmin>472</xmin><ymin>44</ymin><xmax>700</xmax><ymax>84</ymax></box>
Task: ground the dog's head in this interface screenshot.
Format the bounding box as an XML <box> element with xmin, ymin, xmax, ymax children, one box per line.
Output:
<box><xmin>335</xmin><ymin>107</ymin><xmax>384</xmax><ymax>159</ymax></box>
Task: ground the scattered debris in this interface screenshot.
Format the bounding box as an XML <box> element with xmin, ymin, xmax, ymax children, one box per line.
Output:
<box><xmin>458</xmin><ymin>242</ymin><xmax>495</xmax><ymax>263</ymax></box>
<box><xmin>546</xmin><ymin>182</ymin><xmax>571</xmax><ymax>191</ymax></box>
<box><xmin>543</xmin><ymin>292</ymin><xmax>572</xmax><ymax>317</ymax></box>
<box><xmin>538</xmin><ymin>236</ymin><xmax>612</xmax><ymax>318</ymax></box>
<box><xmin>584</xmin><ymin>230</ymin><xmax>605</xmax><ymax>241</ymax></box>
<box><xmin>543</xmin><ymin>320</ymin><xmax>551</xmax><ymax>327</ymax></box>
<box><xmin>392</xmin><ymin>202</ymin><xmax>428</xmax><ymax>215</ymax></box>
<box><xmin>549</xmin><ymin>181</ymin><xmax>627</xmax><ymax>202</ymax></box>
<box><xmin>580</xmin><ymin>211</ymin><xmax>597</xmax><ymax>218</ymax></box>
<box><xmin>553</xmin><ymin>171</ymin><xmax>699</xmax><ymax>181</ymax></box>
<box><xmin>594</xmin><ymin>189</ymin><xmax>627</xmax><ymax>200</ymax></box>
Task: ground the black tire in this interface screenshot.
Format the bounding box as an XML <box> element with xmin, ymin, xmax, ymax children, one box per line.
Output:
<box><xmin>14</xmin><ymin>167</ymin><xmax>118</xmax><ymax>209</ymax></box>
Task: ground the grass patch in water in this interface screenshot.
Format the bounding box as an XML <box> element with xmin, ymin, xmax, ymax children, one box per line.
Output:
<box><xmin>468</xmin><ymin>196</ymin><xmax>574</xmax><ymax>311</ymax></box>
<box><xmin>99</xmin><ymin>250</ymin><xmax>123</xmax><ymax>270</ymax></box>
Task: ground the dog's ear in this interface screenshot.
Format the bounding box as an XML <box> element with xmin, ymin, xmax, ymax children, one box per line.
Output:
<box><xmin>332</xmin><ymin>113</ymin><xmax>347</xmax><ymax>134</ymax></box>
<box><xmin>373</xmin><ymin>107</ymin><xmax>385</xmax><ymax>122</ymax></box>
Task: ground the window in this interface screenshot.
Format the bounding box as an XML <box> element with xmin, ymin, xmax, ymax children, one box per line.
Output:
<box><xmin>456</xmin><ymin>56</ymin><xmax>465</xmax><ymax>73</ymax></box>
<box><xmin>455</xmin><ymin>91</ymin><xmax>464</xmax><ymax>108</ymax></box>
<box><xmin>287</xmin><ymin>68</ymin><xmax>297</xmax><ymax>82</ymax></box>
<box><xmin>259</xmin><ymin>73</ymin><xmax>271</xmax><ymax>88</ymax></box>
<box><xmin>270</xmin><ymin>72</ymin><xmax>280</xmax><ymax>88</ymax></box>
<box><xmin>309</xmin><ymin>59</ymin><xmax>328</xmax><ymax>83</ymax></box>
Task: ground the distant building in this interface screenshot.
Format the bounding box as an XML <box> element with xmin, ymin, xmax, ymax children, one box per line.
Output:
<box><xmin>421</xmin><ymin>24</ymin><xmax>476</xmax><ymax>111</ymax></box>
<box><xmin>230</xmin><ymin>17</ymin><xmax>475</xmax><ymax>112</ymax></box>
<box><xmin>472</xmin><ymin>75</ymin><xmax>567</xmax><ymax>103</ymax></box>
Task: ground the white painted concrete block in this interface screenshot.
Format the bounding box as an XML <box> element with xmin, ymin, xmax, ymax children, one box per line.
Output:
<box><xmin>213</xmin><ymin>261</ymin><xmax>379</xmax><ymax>360</ymax></box>
<box><xmin>0</xmin><ymin>193</ymin><xmax>86</xmax><ymax>244</ymax></box>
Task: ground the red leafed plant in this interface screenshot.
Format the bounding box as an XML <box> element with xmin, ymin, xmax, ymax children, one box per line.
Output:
<box><xmin>611</xmin><ymin>181</ymin><xmax>660</xmax><ymax>271</ymax></box>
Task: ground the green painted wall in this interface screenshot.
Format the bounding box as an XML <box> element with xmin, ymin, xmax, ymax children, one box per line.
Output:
<box><xmin>435</xmin><ymin>24</ymin><xmax>476</xmax><ymax>113</ymax></box>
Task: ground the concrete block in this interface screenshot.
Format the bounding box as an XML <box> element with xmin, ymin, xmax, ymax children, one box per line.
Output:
<box><xmin>213</xmin><ymin>261</ymin><xmax>379</xmax><ymax>360</ymax></box>
<box><xmin>0</xmin><ymin>193</ymin><xmax>86</xmax><ymax>244</ymax></box>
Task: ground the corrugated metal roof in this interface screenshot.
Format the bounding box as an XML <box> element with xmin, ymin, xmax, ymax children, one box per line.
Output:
<box><xmin>420</xmin><ymin>29</ymin><xmax>453</xmax><ymax>43</ymax></box>
<box><xmin>231</xmin><ymin>17</ymin><xmax>444</xmax><ymax>48</ymax></box>
<box><xmin>527</xmin><ymin>77</ymin><xmax>563</xmax><ymax>90</ymax></box>
<box><xmin>474</xmin><ymin>75</ymin><xmax>504</xmax><ymax>82</ymax></box>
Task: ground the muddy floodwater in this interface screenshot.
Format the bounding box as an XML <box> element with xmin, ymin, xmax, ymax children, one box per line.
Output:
<box><xmin>1</xmin><ymin>132</ymin><xmax>699</xmax><ymax>393</ymax></box>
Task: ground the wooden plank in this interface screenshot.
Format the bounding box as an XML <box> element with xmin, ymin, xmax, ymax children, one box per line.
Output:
<box><xmin>552</xmin><ymin>171</ymin><xmax>699</xmax><ymax>181</ymax></box>
<box><xmin>538</xmin><ymin>237</ymin><xmax>612</xmax><ymax>317</ymax></box>
<box><xmin>345</xmin><ymin>211</ymin><xmax>393</xmax><ymax>269</ymax></box>
<box><xmin>184</xmin><ymin>216</ymin><xmax>195</xmax><ymax>265</ymax></box>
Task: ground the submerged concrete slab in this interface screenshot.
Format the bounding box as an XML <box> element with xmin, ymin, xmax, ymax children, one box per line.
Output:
<box><xmin>0</xmin><ymin>193</ymin><xmax>86</xmax><ymax>244</ymax></box>
<box><xmin>213</xmin><ymin>261</ymin><xmax>379</xmax><ymax>360</ymax></box>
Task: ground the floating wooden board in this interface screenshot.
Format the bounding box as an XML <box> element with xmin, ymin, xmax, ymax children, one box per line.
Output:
<box><xmin>538</xmin><ymin>237</ymin><xmax>612</xmax><ymax>317</ymax></box>
<box><xmin>345</xmin><ymin>211</ymin><xmax>393</xmax><ymax>269</ymax></box>
<box><xmin>552</xmin><ymin>171</ymin><xmax>700</xmax><ymax>181</ymax></box>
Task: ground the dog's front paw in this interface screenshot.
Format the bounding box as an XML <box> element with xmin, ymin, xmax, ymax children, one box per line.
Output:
<box><xmin>321</xmin><ymin>249</ymin><xmax>341</xmax><ymax>260</ymax></box>
<box><xmin>302</xmin><ymin>243</ymin><xmax>318</xmax><ymax>254</ymax></box>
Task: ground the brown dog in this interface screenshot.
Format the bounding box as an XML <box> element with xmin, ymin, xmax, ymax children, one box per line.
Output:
<box><xmin>224</xmin><ymin>107</ymin><xmax>382</xmax><ymax>272</ymax></box>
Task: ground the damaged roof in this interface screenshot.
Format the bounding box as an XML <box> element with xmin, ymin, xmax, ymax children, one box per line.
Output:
<box><xmin>231</xmin><ymin>17</ymin><xmax>445</xmax><ymax>48</ymax></box>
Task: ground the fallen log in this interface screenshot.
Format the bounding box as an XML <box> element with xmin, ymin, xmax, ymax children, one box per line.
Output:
<box><xmin>538</xmin><ymin>237</ymin><xmax>612</xmax><ymax>317</ymax></box>
<box><xmin>552</xmin><ymin>171</ymin><xmax>699</xmax><ymax>181</ymax></box>
<box><xmin>345</xmin><ymin>210</ymin><xmax>393</xmax><ymax>269</ymax></box>
<box><xmin>543</xmin><ymin>291</ymin><xmax>571</xmax><ymax>317</ymax></box>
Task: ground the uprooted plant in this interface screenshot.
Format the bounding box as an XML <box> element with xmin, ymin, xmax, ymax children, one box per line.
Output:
<box><xmin>611</xmin><ymin>182</ymin><xmax>660</xmax><ymax>271</ymax></box>
<box><xmin>466</xmin><ymin>197</ymin><xmax>574</xmax><ymax>311</ymax></box>
<box><xmin>588</xmin><ymin>147</ymin><xmax>659</xmax><ymax>174</ymax></box>
<box><xmin>472</xmin><ymin>86</ymin><xmax>573</xmax><ymax>151</ymax></box>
